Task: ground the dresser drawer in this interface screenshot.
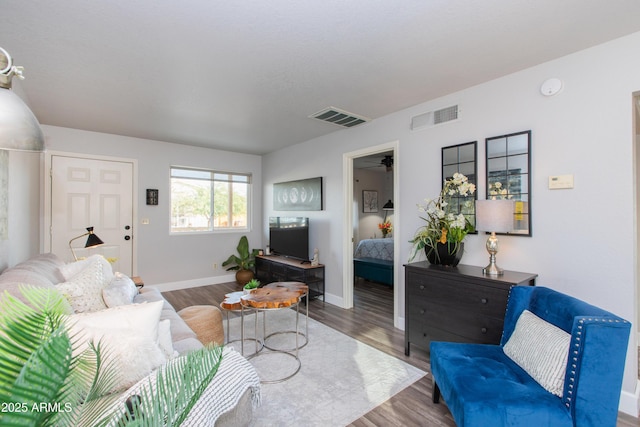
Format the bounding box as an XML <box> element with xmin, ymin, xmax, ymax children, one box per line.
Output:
<box><xmin>408</xmin><ymin>322</ymin><xmax>497</xmax><ymax>351</ymax></box>
<box><xmin>408</xmin><ymin>276</ymin><xmax>510</xmax><ymax>319</ymax></box>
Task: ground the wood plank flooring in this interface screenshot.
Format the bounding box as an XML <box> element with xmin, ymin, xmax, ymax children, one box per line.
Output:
<box><xmin>162</xmin><ymin>279</ymin><xmax>639</xmax><ymax>427</ymax></box>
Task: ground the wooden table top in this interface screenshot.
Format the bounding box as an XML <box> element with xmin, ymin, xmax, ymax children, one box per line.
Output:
<box><xmin>263</xmin><ymin>281</ymin><xmax>308</xmax><ymax>296</ymax></box>
<box><xmin>220</xmin><ymin>291</ymin><xmax>244</xmax><ymax>311</ymax></box>
<box><xmin>241</xmin><ymin>287</ymin><xmax>300</xmax><ymax>309</ymax></box>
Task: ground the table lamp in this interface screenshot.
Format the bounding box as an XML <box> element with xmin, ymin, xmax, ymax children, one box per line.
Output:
<box><xmin>475</xmin><ymin>200</ymin><xmax>514</xmax><ymax>275</ymax></box>
<box><xmin>382</xmin><ymin>199</ymin><xmax>394</xmax><ymax>221</ymax></box>
<box><xmin>69</xmin><ymin>226</ymin><xmax>104</xmax><ymax>261</ymax></box>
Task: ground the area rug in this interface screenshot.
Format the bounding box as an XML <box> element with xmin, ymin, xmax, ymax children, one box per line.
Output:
<box><xmin>225</xmin><ymin>308</ymin><xmax>426</xmax><ymax>426</ymax></box>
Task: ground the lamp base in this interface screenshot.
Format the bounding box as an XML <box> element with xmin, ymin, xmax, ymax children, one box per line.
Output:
<box><xmin>483</xmin><ymin>262</ymin><xmax>504</xmax><ymax>276</ymax></box>
<box><xmin>483</xmin><ymin>232</ymin><xmax>504</xmax><ymax>276</ymax></box>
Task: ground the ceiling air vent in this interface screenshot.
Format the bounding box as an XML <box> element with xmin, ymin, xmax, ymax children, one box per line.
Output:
<box><xmin>411</xmin><ymin>104</ymin><xmax>459</xmax><ymax>131</ymax></box>
<box><xmin>309</xmin><ymin>107</ymin><xmax>369</xmax><ymax>128</ymax></box>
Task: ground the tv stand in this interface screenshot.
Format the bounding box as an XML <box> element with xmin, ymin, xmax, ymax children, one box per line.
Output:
<box><xmin>255</xmin><ymin>254</ymin><xmax>325</xmax><ymax>301</ymax></box>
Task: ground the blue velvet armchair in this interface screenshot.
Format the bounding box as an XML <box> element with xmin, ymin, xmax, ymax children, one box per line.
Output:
<box><xmin>430</xmin><ymin>286</ymin><xmax>630</xmax><ymax>427</ymax></box>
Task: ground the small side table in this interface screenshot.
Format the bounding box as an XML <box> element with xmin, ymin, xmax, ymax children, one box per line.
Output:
<box><xmin>220</xmin><ymin>291</ymin><xmax>263</xmax><ymax>356</ymax></box>
<box><xmin>131</xmin><ymin>276</ymin><xmax>144</xmax><ymax>289</ymax></box>
<box><xmin>241</xmin><ymin>287</ymin><xmax>302</xmax><ymax>384</ymax></box>
<box><xmin>262</xmin><ymin>282</ymin><xmax>309</xmax><ymax>350</ymax></box>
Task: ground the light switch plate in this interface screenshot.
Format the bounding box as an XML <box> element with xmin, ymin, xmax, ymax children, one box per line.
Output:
<box><xmin>549</xmin><ymin>174</ymin><xmax>574</xmax><ymax>189</ymax></box>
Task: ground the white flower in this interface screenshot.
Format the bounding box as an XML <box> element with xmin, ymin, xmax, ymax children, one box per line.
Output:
<box><xmin>451</xmin><ymin>214</ymin><xmax>467</xmax><ymax>229</ymax></box>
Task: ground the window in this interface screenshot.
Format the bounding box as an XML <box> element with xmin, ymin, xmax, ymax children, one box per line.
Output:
<box><xmin>170</xmin><ymin>167</ymin><xmax>251</xmax><ymax>233</ymax></box>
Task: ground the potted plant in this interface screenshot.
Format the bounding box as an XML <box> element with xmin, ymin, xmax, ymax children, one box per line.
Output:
<box><xmin>409</xmin><ymin>173</ymin><xmax>476</xmax><ymax>266</ymax></box>
<box><xmin>243</xmin><ymin>278</ymin><xmax>260</xmax><ymax>294</ymax></box>
<box><xmin>222</xmin><ymin>235</ymin><xmax>261</xmax><ymax>286</ymax></box>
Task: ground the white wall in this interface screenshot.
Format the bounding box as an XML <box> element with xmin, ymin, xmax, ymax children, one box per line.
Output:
<box><xmin>263</xmin><ymin>32</ymin><xmax>640</xmax><ymax>409</ymax></box>
<box><xmin>354</xmin><ymin>168</ymin><xmax>391</xmax><ymax>241</ymax></box>
<box><xmin>0</xmin><ymin>150</ymin><xmax>41</xmax><ymax>269</ymax></box>
<box><xmin>41</xmin><ymin>126</ymin><xmax>263</xmax><ymax>289</ymax></box>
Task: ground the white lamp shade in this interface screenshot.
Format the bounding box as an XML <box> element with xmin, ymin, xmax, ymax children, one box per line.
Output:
<box><xmin>0</xmin><ymin>87</ymin><xmax>44</xmax><ymax>152</ymax></box>
<box><xmin>475</xmin><ymin>199</ymin><xmax>515</xmax><ymax>233</ymax></box>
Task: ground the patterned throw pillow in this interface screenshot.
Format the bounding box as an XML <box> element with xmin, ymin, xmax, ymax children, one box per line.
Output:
<box><xmin>503</xmin><ymin>309</ymin><xmax>571</xmax><ymax>397</ymax></box>
<box><xmin>56</xmin><ymin>258</ymin><xmax>111</xmax><ymax>313</ymax></box>
<box><xmin>57</xmin><ymin>254</ymin><xmax>114</xmax><ymax>283</ymax></box>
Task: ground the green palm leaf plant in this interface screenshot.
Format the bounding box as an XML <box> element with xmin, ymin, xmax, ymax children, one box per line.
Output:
<box><xmin>222</xmin><ymin>236</ymin><xmax>260</xmax><ymax>271</ymax></box>
<box><xmin>0</xmin><ymin>286</ymin><xmax>223</xmax><ymax>426</ymax></box>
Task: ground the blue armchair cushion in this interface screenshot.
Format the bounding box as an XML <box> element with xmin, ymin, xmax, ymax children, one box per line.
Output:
<box><xmin>430</xmin><ymin>342</ymin><xmax>572</xmax><ymax>427</ymax></box>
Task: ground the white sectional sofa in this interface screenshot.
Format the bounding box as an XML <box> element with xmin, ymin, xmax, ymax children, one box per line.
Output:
<box><xmin>0</xmin><ymin>252</ymin><xmax>260</xmax><ymax>426</ymax></box>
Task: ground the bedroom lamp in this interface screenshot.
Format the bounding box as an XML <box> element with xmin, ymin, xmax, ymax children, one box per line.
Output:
<box><xmin>0</xmin><ymin>46</ymin><xmax>44</xmax><ymax>152</ymax></box>
<box><xmin>475</xmin><ymin>199</ymin><xmax>514</xmax><ymax>276</ymax></box>
<box><xmin>382</xmin><ymin>200</ymin><xmax>394</xmax><ymax>221</ymax></box>
<box><xmin>69</xmin><ymin>227</ymin><xmax>104</xmax><ymax>261</ymax></box>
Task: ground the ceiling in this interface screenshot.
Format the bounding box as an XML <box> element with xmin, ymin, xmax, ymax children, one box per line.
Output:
<box><xmin>2</xmin><ymin>1</ymin><xmax>640</xmax><ymax>155</ymax></box>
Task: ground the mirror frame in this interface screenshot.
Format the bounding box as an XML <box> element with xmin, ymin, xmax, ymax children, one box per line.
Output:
<box><xmin>441</xmin><ymin>141</ymin><xmax>478</xmax><ymax>231</ymax></box>
<box><xmin>485</xmin><ymin>130</ymin><xmax>532</xmax><ymax>236</ymax></box>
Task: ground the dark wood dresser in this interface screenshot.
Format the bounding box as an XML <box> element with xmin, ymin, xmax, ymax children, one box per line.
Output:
<box><xmin>404</xmin><ymin>262</ymin><xmax>537</xmax><ymax>356</ymax></box>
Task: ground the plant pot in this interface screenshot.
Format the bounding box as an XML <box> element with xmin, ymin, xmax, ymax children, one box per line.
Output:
<box><xmin>235</xmin><ymin>269</ymin><xmax>254</xmax><ymax>286</ymax></box>
<box><xmin>425</xmin><ymin>242</ymin><xmax>464</xmax><ymax>267</ymax></box>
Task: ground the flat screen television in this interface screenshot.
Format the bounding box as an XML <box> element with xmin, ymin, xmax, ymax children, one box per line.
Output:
<box><xmin>269</xmin><ymin>217</ymin><xmax>309</xmax><ymax>262</ymax></box>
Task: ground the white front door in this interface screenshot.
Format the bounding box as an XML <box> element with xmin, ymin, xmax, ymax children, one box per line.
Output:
<box><xmin>49</xmin><ymin>155</ymin><xmax>134</xmax><ymax>275</ymax></box>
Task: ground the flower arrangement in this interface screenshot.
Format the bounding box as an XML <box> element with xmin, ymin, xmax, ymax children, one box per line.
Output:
<box><xmin>378</xmin><ymin>221</ymin><xmax>392</xmax><ymax>237</ymax></box>
<box><xmin>409</xmin><ymin>173</ymin><xmax>476</xmax><ymax>262</ymax></box>
<box><xmin>489</xmin><ymin>181</ymin><xmax>509</xmax><ymax>199</ymax></box>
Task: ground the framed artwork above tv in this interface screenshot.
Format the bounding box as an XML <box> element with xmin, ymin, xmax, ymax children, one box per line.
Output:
<box><xmin>273</xmin><ymin>177</ymin><xmax>323</xmax><ymax>211</ymax></box>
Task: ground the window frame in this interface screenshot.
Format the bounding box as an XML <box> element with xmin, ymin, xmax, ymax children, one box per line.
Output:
<box><xmin>441</xmin><ymin>141</ymin><xmax>478</xmax><ymax>232</ymax></box>
<box><xmin>170</xmin><ymin>166</ymin><xmax>252</xmax><ymax>234</ymax></box>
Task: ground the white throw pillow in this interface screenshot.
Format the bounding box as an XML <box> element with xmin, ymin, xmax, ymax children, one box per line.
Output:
<box><xmin>503</xmin><ymin>309</ymin><xmax>571</xmax><ymax>397</ymax></box>
<box><xmin>56</xmin><ymin>258</ymin><xmax>112</xmax><ymax>313</ymax></box>
<box><xmin>102</xmin><ymin>272</ymin><xmax>138</xmax><ymax>307</ymax></box>
<box><xmin>67</xmin><ymin>300</ymin><xmax>166</xmax><ymax>394</ymax></box>
<box><xmin>158</xmin><ymin>319</ymin><xmax>178</xmax><ymax>359</ymax></box>
<box><xmin>58</xmin><ymin>254</ymin><xmax>114</xmax><ymax>283</ymax></box>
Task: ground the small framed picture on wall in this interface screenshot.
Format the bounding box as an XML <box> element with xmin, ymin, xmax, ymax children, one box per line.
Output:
<box><xmin>362</xmin><ymin>190</ymin><xmax>378</xmax><ymax>213</ymax></box>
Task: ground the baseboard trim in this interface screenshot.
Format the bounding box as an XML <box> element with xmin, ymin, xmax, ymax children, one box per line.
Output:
<box><xmin>323</xmin><ymin>292</ymin><xmax>342</xmax><ymax>307</ymax></box>
<box><xmin>150</xmin><ymin>274</ymin><xmax>236</xmax><ymax>293</ymax></box>
<box><xmin>618</xmin><ymin>380</ymin><xmax>639</xmax><ymax>417</ymax></box>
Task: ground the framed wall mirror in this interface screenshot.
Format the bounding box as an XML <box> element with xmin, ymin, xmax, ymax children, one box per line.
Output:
<box><xmin>485</xmin><ymin>130</ymin><xmax>531</xmax><ymax>236</ymax></box>
<box><xmin>442</xmin><ymin>141</ymin><xmax>477</xmax><ymax>230</ymax></box>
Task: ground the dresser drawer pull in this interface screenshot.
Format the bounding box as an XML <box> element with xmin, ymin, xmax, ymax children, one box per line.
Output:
<box><xmin>420</xmin><ymin>309</ymin><xmax>425</xmax><ymax>315</ymax></box>
<box><xmin>419</xmin><ymin>285</ymin><xmax>425</xmax><ymax>290</ymax></box>
<box><xmin>481</xmin><ymin>327</ymin><xmax>488</xmax><ymax>334</ymax></box>
<box><xmin>481</xmin><ymin>298</ymin><xmax>488</xmax><ymax>304</ymax></box>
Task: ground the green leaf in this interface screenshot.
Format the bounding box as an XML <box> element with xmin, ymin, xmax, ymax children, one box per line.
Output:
<box><xmin>115</xmin><ymin>345</ymin><xmax>224</xmax><ymax>426</ymax></box>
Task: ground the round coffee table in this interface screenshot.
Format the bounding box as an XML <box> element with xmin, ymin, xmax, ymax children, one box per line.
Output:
<box><xmin>220</xmin><ymin>291</ymin><xmax>263</xmax><ymax>356</ymax></box>
<box><xmin>262</xmin><ymin>282</ymin><xmax>309</xmax><ymax>350</ymax></box>
<box><xmin>241</xmin><ymin>287</ymin><xmax>302</xmax><ymax>383</ymax></box>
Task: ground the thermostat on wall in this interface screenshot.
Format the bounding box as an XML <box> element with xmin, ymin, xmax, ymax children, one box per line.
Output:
<box><xmin>548</xmin><ymin>175</ymin><xmax>574</xmax><ymax>189</ymax></box>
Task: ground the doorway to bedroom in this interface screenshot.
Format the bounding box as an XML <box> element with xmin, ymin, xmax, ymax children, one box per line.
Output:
<box><xmin>343</xmin><ymin>141</ymin><xmax>401</xmax><ymax>330</ymax></box>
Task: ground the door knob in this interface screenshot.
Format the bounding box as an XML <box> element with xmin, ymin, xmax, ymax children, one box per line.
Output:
<box><xmin>125</xmin><ymin>225</ymin><xmax>131</xmax><ymax>230</ymax></box>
